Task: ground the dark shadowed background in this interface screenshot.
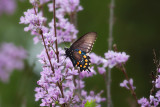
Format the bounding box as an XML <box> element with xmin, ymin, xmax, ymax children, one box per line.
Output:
<box><xmin>0</xmin><ymin>0</ymin><xmax>160</xmax><ymax>107</ymax></box>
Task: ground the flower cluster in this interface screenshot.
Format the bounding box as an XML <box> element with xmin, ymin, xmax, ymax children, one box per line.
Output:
<box><xmin>20</xmin><ymin>8</ymin><xmax>48</xmax><ymax>44</ymax></box>
<box><xmin>20</xmin><ymin>0</ymin><xmax>106</xmax><ymax>106</ymax></box>
<box><xmin>104</xmin><ymin>50</ymin><xmax>129</xmax><ymax>68</ymax></box>
<box><xmin>138</xmin><ymin>97</ymin><xmax>150</xmax><ymax>107</ymax></box>
<box><xmin>48</xmin><ymin>0</ymin><xmax>83</xmax><ymax>14</ymax></box>
<box><xmin>35</xmin><ymin>48</ymin><xmax>106</xmax><ymax>106</ymax></box>
<box><xmin>0</xmin><ymin>0</ymin><xmax>16</xmax><ymax>15</ymax></box>
<box><xmin>20</xmin><ymin>0</ymin><xmax>79</xmax><ymax>44</ymax></box>
<box><xmin>30</xmin><ymin>0</ymin><xmax>50</xmax><ymax>5</ymax></box>
<box><xmin>88</xmin><ymin>50</ymin><xmax>129</xmax><ymax>75</ymax></box>
<box><xmin>35</xmin><ymin>49</ymin><xmax>79</xmax><ymax>106</ymax></box>
<box><xmin>35</xmin><ymin>46</ymin><xmax>106</xmax><ymax>106</ymax></box>
<box><xmin>138</xmin><ymin>95</ymin><xmax>160</xmax><ymax>107</ymax></box>
<box><xmin>48</xmin><ymin>0</ymin><xmax>80</xmax><ymax>44</ymax></box>
<box><xmin>138</xmin><ymin>70</ymin><xmax>160</xmax><ymax>106</ymax></box>
<box><xmin>0</xmin><ymin>43</ymin><xmax>27</xmax><ymax>82</ymax></box>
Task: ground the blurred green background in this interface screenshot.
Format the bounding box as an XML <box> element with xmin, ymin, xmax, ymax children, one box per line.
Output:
<box><xmin>1</xmin><ymin>0</ymin><xmax>160</xmax><ymax>107</ymax></box>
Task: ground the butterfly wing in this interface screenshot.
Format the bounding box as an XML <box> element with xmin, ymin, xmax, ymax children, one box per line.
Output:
<box><xmin>66</xmin><ymin>32</ymin><xmax>97</xmax><ymax>72</ymax></box>
<box><xmin>70</xmin><ymin>32</ymin><xmax>97</xmax><ymax>53</ymax></box>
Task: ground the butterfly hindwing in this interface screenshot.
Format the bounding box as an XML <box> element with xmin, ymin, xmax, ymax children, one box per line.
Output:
<box><xmin>72</xmin><ymin>49</ymin><xmax>91</xmax><ymax>71</ymax></box>
<box><xmin>70</xmin><ymin>32</ymin><xmax>97</xmax><ymax>53</ymax></box>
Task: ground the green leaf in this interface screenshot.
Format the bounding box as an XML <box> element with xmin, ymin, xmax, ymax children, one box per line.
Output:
<box><xmin>84</xmin><ymin>100</ymin><xmax>97</xmax><ymax>107</ymax></box>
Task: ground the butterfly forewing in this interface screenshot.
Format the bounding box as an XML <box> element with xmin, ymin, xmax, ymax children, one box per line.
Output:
<box><xmin>70</xmin><ymin>32</ymin><xmax>97</xmax><ymax>53</ymax></box>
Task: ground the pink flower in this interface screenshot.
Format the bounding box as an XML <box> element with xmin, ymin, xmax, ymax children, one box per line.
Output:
<box><xmin>0</xmin><ymin>0</ymin><xmax>16</xmax><ymax>15</ymax></box>
<box><xmin>98</xmin><ymin>67</ymin><xmax>106</xmax><ymax>74</ymax></box>
<box><xmin>155</xmin><ymin>75</ymin><xmax>160</xmax><ymax>88</ymax></box>
<box><xmin>120</xmin><ymin>78</ymin><xmax>136</xmax><ymax>90</ymax></box>
<box><xmin>138</xmin><ymin>97</ymin><xmax>150</xmax><ymax>107</ymax></box>
<box><xmin>20</xmin><ymin>0</ymin><xmax>106</xmax><ymax>106</ymax></box>
<box><xmin>105</xmin><ymin>50</ymin><xmax>129</xmax><ymax>68</ymax></box>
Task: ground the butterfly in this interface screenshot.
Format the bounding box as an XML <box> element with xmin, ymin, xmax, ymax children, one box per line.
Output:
<box><xmin>65</xmin><ymin>32</ymin><xmax>97</xmax><ymax>72</ymax></box>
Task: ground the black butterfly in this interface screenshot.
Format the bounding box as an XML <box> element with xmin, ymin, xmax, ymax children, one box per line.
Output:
<box><xmin>65</xmin><ymin>32</ymin><xmax>97</xmax><ymax>72</ymax></box>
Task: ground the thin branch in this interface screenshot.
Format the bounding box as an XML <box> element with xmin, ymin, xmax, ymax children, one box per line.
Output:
<box><xmin>53</xmin><ymin>0</ymin><xmax>59</xmax><ymax>63</ymax></box>
<box><xmin>52</xmin><ymin>1</ymin><xmax>65</xmax><ymax>107</ymax></box>
<box><xmin>119</xmin><ymin>64</ymin><xmax>140</xmax><ymax>106</ymax></box>
<box><xmin>150</xmin><ymin>50</ymin><xmax>160</xmax><ymax>100</ymax></box>
<box><xmin>103</xmin><ymin>72</ymin><xmax>110</xmax><ymax>105</ymax></box>
<box><xmin>40</xmin><ymin>30</ymin><xmax>55</xmax><ymax>73</ymax></box>
<box><xmin>105</xmin><ymin>0</ymin><xmax>115</xmax><ymax>106</ymax></box>
<box><xmin>33</xmin><ymin>7</ymin><xmax>55</xmax><ymax>73</ymax></box>
<box><xmin>113</xmin><ymin>45</ymin><xmax>139</xmax><ymax>106</ymax></box>
<box><xmin>70</xmin><ymin>11</ymin><xmax>77</xmax><ymax>28</ymax></box>
<box><xmin>108</xmin><ymin>0</ymin><xmax>114</xmax><ymax>50</ymax></box>
<box><xmin>149</xmin><ymin>50</ymin><xmax>157</xmax><ymax>96</ymax></box>
<box><xmin>34</xmin><ymin>5</ymin><xmax>65</xmax><ymax>106</ymax></box>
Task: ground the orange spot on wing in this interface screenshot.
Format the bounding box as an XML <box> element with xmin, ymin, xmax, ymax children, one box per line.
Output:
<box><xmin>85</xmin><ymin>59</ymin><xmax>88</xmax><ymax>62</ymax></box>
<box><xmin>83</xmin><ymin>66</ymin><xmax>86</xmax><ymax>68</ymax></box>
<box><xmin>78</xmin><ymin>50</ymin><xmax>81</xmax><ymax>54</ymax></box>
<box><xmin>83</xmin><ymin>55</ymin><xmax>86</xmax><ymax>58</ymax></box>
<box><xmin>85</xmin><ymin>63</ymin><xmax>87</xmax><ymax>65</ymax></box>
<box><xmin>80</xmin><ymin>65</ymin><xmax>82</xmax><ymax>67</ymax></box>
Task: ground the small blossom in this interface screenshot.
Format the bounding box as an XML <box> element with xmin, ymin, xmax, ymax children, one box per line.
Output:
<box><xmin>59</xmin><ymin>98</ymin><xmax>65</xmax><ymax>104</ymax></box>
<box><xmin>155</xmin><ymin>75</ymin><xmax>160</xmax><ymax>88</ymax></box>
<box><xmin>90</xmin><ymin>53</ymin><xmax>102</xmax><ymax>65</ymax></box>
<box><xmin>97</xmin><ymin>67</ymin><xmax>106</xmax><ymax>74</ymax></box>
<box><xmin>120</xmin><ymin>80</ymin><xmax>129</xmax><ymax>89</ymax></box>
<box><xmin>67</xmin><ymin>68</ymin><xmax>79</xmax><ymax>75</ymax></box>
<box><xmin>120</xmin><ymin>78</ymin><xmax>136</xmax><ymax>90</ymax></box>
<box><xmin>48</xmin><ymin>0</ymin><xmax>83</xmax><ymax>14</ymax></box>
<box><xmin>79</xmin><ymin>66</ymin><xmax>96</xmax><ymax>79</ymax></box>
<box><xmin>48</xmin><ymin>17</ymin><xmax>78</xmax><ymax>44</ymax></box>
<box><xmin>20</xmin><ymin>8</ymin><xmax>48</xmax><ymax>44</ymax></box>
<box><xmin>138</xmin><ymin>97</ymin><xmax>149</xmax><ymax>107</ymax></box>
<box><xmin>85</xmin><ymin>90</ymin><xmax>106</xmax><ymax>106</ymax></box>
<box><xmin>155</xmin><ymin>90</ymin><xmax>160</xmax><ymax>100</ymax></box>
<box><xmin>149</xmin><ymin>95</ymin><xmax>159</xmax><ymax>106</ymax></box>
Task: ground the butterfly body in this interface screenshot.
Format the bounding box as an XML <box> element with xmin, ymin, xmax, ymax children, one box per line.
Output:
<box><xmin>65</xmin><ymin>32</ymin><xmax>97</xmax><ymax>72</ymax></box>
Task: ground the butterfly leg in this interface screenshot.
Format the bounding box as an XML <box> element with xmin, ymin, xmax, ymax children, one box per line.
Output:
<box><xmin>87</xmin><ymin>69</ymin><xmax>91</xmax><ymax>73</ymax></box>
